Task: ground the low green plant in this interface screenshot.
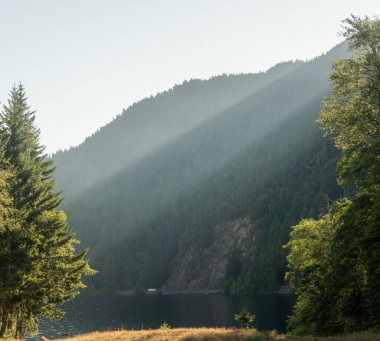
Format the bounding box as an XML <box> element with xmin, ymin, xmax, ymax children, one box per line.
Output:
<box><xmin>160</xmin><ymin>322</ymin><xmax>172</xmax><ymax>330</ymax></box>
<box><xmin>235</xmin><ymin>310</ymin><xmax>255</xmax><ymax>329</ymax></box>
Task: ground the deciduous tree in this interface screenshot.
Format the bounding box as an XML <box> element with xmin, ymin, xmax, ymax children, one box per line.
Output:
<box><xmin>286</xmin><ymin>15</ymin><xmax>380</xmax><ymax>335</ymax></box>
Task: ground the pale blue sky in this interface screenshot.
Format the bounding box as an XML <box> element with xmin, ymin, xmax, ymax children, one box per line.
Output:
<box><xmin>1</xmin><ymin>0</ymin><xmax>379</xmax><ymax>153</ymax></box>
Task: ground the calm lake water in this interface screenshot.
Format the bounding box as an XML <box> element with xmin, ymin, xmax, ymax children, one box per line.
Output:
<box><xmin>29</xmin><ymin>294</ymin><xmax>293</xmax><ymax>340</ymax></box>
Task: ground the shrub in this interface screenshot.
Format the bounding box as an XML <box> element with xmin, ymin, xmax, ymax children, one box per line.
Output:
<box><xmin>160</xmin><ymin>322</ymin><xmax>172</xmax><ymax>330</ymax></box>
<box><xmin>235</xmin><ymin>311</ymin><xmax>255</xmax><ymax>329</ymax></box>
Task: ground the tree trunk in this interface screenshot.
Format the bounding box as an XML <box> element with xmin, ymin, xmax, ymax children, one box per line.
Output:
<box><xmin>15</xmin><ymin>312</ymin><xmax>18</xmax><ymax>339</ymax></box>
<box><xmin>0</xmin><ymin>309</ymin><xmax>8</xmax><ymax>338</ymax></box>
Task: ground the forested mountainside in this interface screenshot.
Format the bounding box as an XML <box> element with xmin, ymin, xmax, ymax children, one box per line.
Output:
<box><xmin>53</xmin><ymin>42</ymin><xmax>347</xmax><ymax>293</ymax></box>
<box><xmin>54</xmin><ymin>61</ymin><xmax>301</xmax><ymax>199</ymax></box>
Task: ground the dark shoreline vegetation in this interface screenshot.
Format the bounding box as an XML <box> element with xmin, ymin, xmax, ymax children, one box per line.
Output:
<box><xmin>0</xmin><ymin>14</ymin><xmax>379</xmax><ymax>340</ymax></box>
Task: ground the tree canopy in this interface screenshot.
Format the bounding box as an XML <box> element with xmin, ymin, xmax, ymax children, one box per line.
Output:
<box><xmin>286</xmin><ymin>15</ymin><xmax>380</xmax><ymax>335</ymax></box>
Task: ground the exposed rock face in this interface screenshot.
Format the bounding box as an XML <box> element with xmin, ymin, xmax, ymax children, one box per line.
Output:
<box><xmin>162</xmin><ymin>217</ymin><xmax>255</xmax><ymax>291</ymax></box>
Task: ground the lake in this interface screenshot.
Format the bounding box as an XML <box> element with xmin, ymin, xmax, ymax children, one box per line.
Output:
<box><xmin>29</xmin><ymin>294</ymin><xmax>294</xmax><ymax>340</ymax></box>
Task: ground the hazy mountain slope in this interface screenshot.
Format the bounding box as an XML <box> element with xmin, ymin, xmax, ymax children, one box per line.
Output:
<box><xmin>162</xmin><ymin>98</ymin><xmax>341</xmax><ymax>293</ymax></box>
<box><xmin>53</xmin><ymin>42</ymin><xmax>347</xmax><ymax>293</ymax></box>
<box><xmin>53</xmin><ymin>61</ymin><xmax>302</xmax><ymax>199</ymax></box>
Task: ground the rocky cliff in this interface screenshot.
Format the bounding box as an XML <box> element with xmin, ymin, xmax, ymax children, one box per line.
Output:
<box><xmin>162</xmin><ymin>217</ymin><xmax>255</xmax><ymax>291</ymax></box>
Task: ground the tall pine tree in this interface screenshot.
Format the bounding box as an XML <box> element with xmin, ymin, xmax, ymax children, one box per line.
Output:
<box><xmin>0</xmin><ymin>84</ymin><xmax>95</xmax><ymax>338</ymax></box>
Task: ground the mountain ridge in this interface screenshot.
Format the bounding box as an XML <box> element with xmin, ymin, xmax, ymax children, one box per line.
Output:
<box><xmin>53</xmin><ymin>42</ymin><xmax>347</xmax><ymax>293</ymax></box>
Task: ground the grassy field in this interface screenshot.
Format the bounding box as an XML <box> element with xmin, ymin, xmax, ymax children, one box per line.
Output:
<box><xmin>51</xmin><ymin>328</ymin><xmax>380</xmax><ymax>341</ymax></box>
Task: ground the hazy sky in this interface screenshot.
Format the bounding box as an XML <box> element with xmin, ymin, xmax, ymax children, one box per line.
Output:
<box><xmin>1</xmin><ymin>1</ymin><xmax>379</xmax><ymax>153</ymax></box>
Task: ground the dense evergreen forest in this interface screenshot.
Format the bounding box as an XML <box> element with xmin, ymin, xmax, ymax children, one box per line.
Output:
<box><xmin>52</xmin><ymin>42</ymin><xmax>348</xmax><ymax>294</ymax></box>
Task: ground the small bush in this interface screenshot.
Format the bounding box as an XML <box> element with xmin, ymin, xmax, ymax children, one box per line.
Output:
<box><xmin>235</xmin><ymin>311</ymin><xmax>255</xmax><ymax>329</ymax></box>
<box><xmin>160</xmin><ymin>322</ymin><xmax>172</xmax><ymax>330</ymax></box>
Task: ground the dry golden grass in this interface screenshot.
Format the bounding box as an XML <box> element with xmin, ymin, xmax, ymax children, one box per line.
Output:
<box><xmin>51</xmin><ymin>328</ymin><xmax>380</xmax><ymax>341</ymax></box>
<box><xmin>54</xmin><ymin>328</ymin><xmax>258</xmax><ymax>341</ymax></box>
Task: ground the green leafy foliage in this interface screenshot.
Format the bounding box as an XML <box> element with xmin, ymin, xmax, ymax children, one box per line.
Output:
<box><xmin>286</xmin><ymin>16</ymin><xmax>380</xmax><ymax>335</ymax></box>
<box><xmin>285</xmin><ymin>202</ymin><xmax>351</xmax><ymax>335</ymax></box>
<box><xmin>160</xmin><ymin>322</ymin><xmax>172</xmax><ymax>330</ymax></box>
<box><xmin>235</xmin><ymin>311</ymin><xmax>255</xmax><ymax>329</ymax></box>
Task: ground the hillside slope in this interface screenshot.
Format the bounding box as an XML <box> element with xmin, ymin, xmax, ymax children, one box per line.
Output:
<box><xmin>53</xmin><ymin>42</ymin><xmax>347</xmax><ymax>293</ymax></box>
<box><xmin>54</xmin><ymin>61</ymin><xmax>302</xmax><ymax>199</ymax></box>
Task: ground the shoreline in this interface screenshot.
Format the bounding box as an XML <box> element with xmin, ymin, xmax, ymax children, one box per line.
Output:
<box><xmin>49</xmin><ymin>328</ymin><xmax>380</xmax><ymax>341</ymax></box>
<box><xmin>87</xmin><ymin>288</ymin><xmax>292</xmax><ymax>296</ymax></box>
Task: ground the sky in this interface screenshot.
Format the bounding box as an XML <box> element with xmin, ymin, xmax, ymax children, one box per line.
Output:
<box><xmin>1</xmin><ymin>1</ymin><xmax>379</xmax><ymax>153</ymax></box>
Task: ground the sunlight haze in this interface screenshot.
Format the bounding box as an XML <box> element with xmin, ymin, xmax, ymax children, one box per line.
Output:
<box><xmin>1</xmin><ymin>0</ymin><xmax>379</xmax><ymax>153</ymax></box>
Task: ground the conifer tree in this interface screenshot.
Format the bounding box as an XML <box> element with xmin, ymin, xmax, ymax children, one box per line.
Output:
<box><xmin>0</xmin><ymin>168</ymin><xmax>25</xmax><ymax>338</ymax></box>
<box><xmin>0</xmin><ymin>84</ymin><xmax>95</xmax><ymax>338</ymax></box>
